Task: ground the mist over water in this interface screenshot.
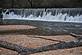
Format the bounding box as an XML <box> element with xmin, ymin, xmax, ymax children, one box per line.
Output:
<box><xmin>2</xmin><ymin>8</ymin><xmax>82</xmax><ymax>23</ymax></box>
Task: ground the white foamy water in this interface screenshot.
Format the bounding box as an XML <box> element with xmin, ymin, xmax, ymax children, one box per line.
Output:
<box><xmin>2</xmin><ymin>9</ymin><xmax>82</xmax><ymax>23</ymax></box>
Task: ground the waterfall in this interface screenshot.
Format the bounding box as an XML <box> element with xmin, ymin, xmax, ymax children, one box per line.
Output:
<box><xmin>2</xmin><ymin>8</ymin><xmax>82</xmax><ymax>23</ymax></box>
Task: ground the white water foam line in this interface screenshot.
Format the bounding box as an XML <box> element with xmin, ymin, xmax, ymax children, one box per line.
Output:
<box><xmin>2</xmin><ymin>8</ymin><xmax>82</xmax><ymax>23</ymax></box>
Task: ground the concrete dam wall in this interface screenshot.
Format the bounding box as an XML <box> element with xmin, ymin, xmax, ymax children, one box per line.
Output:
<box><xmin>0</xmin><ymin>0</ymin><xmax>82</xmax><ymax>8</ymax></box>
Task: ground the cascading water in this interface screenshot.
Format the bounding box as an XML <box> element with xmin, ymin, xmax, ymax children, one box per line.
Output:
<box><xmin>1</xmin><ymin>8</ymin><xmax>82</xmax><ymax>35</ymax></box>
<box><xmin>2</xmin><ymin>8</ymin><xmax>82</xmax><ymax>23</ymax></box>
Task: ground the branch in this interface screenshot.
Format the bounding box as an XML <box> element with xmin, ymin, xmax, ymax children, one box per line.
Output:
<box><xmin>0</xmin><ymin>40</ymin><xmax>82</xmax><ymax>55</ymax></box>
<box><xmin>31</xmin><ymin>41</ymin><xmax>82</xmax><ymax>54</ymax></box>
<box><xmin>63</xmin><ymin>30</ymin><xmax>82</xmax><ymax>40</ymax></box>
<box><xmin>27</xmin><ymin>36</ymin><xmax>65</xmax><ymax>42</ymax></box>
<box><xmin>0</xmin><ymin>40</ymin><xmax>33</xmax><ymax>55</ymax></box>
<box><xmin>70</xmin><ymin>33</ymin><xmax>82</xmax><ymax>41</ymax></box>
<box><xmin>70</xmin><ymin>33</ymin><xmax>79</xmax><ymax>38</ymax></box>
